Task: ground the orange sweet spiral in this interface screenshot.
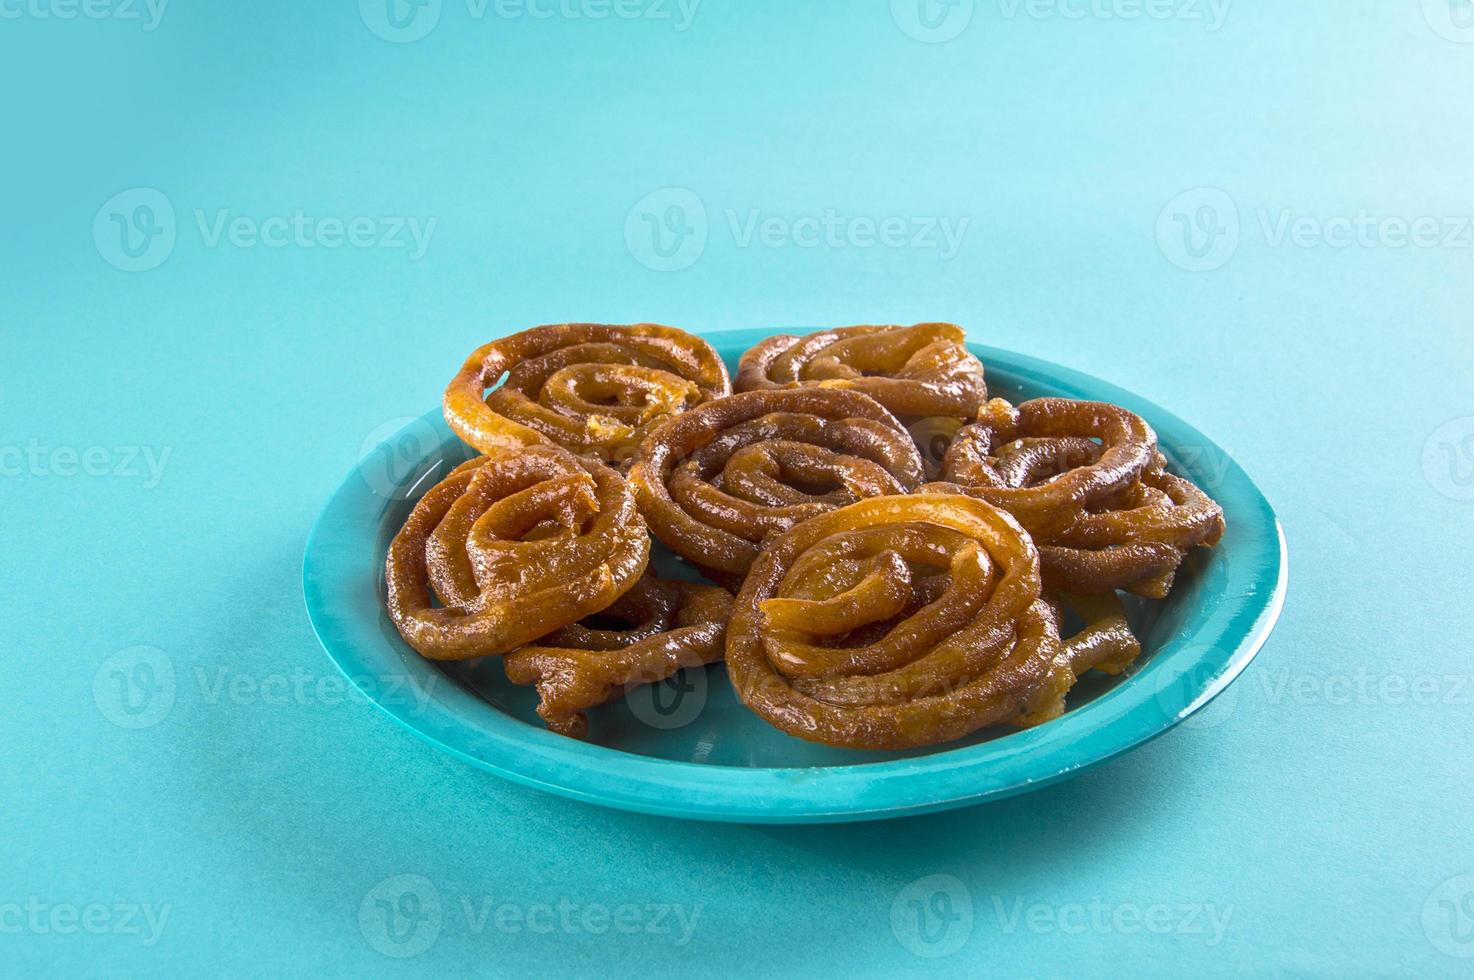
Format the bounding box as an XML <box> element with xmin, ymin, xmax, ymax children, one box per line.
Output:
<box><xmin>725</xmin><ymin>493</ymin><xmax>1064</xmax><ymax>750</ymax></box>
<box><xmin>385</xmin><ymin>447</ymin><xmax>649</xmax><ymax>660</ymax></box>
<box><xmin>735</xmin><ymin>323</ymin><xmax>987</xmax><ymax>421</ymax></box>
<box><xmin>443</xmin><ymin>323</ymin><xmax>731</xmax><ymax>468</ymax></box>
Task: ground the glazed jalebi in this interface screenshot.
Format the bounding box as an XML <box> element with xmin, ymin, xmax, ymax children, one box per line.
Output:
<box><xmin>725</xmin><ymin>494</ymin><xmax>1064</xmax><ymax>750</ymax></box>
<box><xmin>444</xmin><ymin>323</ymin><xmax>730</xmax><ymax>468</ymax></box>
<box><xmin>1019</xmin><ymin>591</ymin><xmax>1144</xmax><ymax>726</ymax></box>
<box><xmin>735</xmin><ymin>323</ymin><xmax>986</xmax><ymax>421</ymax></box>
<box><xmin>385</xmin><ymin>447</ymin><xmax>649</xmax><ymax>660</ymax></box>
<box><xmin>628</xmin><ymin>388</ymin><xmax>926</xmax><ymax>581</ymax></box>
<box><xmin>374</xmin><ymin>321</ymin><xmax>1230</xmax><ymax>748</ymax></box>
<box><xmin>933</xmin><ymin>397</ymin><xmax>1224</xmax><ymax>597</ymax></box>
<box><xmin>503</xmin><ymin>573</ymin><xmax>733</xmax><ymax>738</ymax></box>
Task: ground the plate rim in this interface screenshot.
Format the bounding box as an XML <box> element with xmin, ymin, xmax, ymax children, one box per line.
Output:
<box><xmin>303</xmin><ymin>330</ymin><xmax>1288</xmax><ymax>823</ymax></box>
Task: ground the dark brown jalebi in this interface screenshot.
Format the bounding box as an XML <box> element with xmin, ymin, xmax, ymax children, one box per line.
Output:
<box><xmin>444</xmin><ymin>323</ymin><xmax>730</xmax><ymax>468</ymax></box>
<box><xmin>725</xmin><ymin>494</ymin><xmax>1064</xmax><ymax>750</ymax></box>
<box><xmin>933</xmin><ymin>397</ymin><xmax>1224</xmax><ymax>597</ymax></box>
<box><xmin>735</xmin><ymin>323</ymin><xmax>987</xmax><ymax>421</ymax></box>
<box><xmin>503</xmin><ymin>573</ymin><xmax>733</xmax><ymax>738</ymax></box>
<box><xmin>627</xmin><ymin>388</ymin><xmax>926</xmax><ymax>581</ymax></box>
<box><xmin>385</xmin><ymin>447</ymin><xmax>649</xmax><ymax>660</ymax></box>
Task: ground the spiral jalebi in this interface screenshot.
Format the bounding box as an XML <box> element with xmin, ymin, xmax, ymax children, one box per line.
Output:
<box><xmin>444</xmin><ymin>322</ymin><xmax>730</xmax><ymax>468</ymax></box>
<box><xmin>628</xmin><ymin>387</ymin><xmax>926</xmax><ymax>581</ymax></box>
<box><xmin>385</xmin><ymin>447</ymin><xmax>649</xmax><ymax>660</ymax></box>
<box><xmin>735</xmin><ymin>323</ymin><xmax>986</xmax><ymax>421</ymax></box>
<box><xmin>725</xmin><ymin>493</ymin><xmax>1064</xmax><ymax>750</ymax></box>
<box><xmin>375</xmin><ymin>322</ymin><xmax>1230</xmax><ymax>749</ymax></box>
<box><xmin>934</xmin><ymin>397</ymin><xmax>1224</xmax><ymax>597</ymax></box>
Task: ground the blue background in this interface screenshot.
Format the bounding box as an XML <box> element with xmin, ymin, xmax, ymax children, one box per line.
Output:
<box><xmin>3</xmin><ymin>1</ymin><xmax>1472</xmax><ymax>975</ymax></box>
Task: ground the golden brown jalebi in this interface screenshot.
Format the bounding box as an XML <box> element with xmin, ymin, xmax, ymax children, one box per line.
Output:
<box><xmin>444</xmin><ymin>323</ymin><xmax>731</xmax><ymax>468</ymax></box>
<box><xmin>725</xmin><ymin>493</ymin><xmax>1064</xmax><ymax>750</ymax></box>
<box><xmin>735</xmin><ymin>323</ymin><xmax>987</xmax><ymax>421</ymax></box>
<box><xmin>1019</xmin><ymin>592</ymin><xmax>1143</xmax><ymax>726</ymax></box>
<box><xmin>933</xmin><ymin>397</ymin><xmax>1224</xmax><ymax>598</ymax></box>
<box><xmin>378</xmin><ymin>321</ymin><xmax>1230</xmax><ymax>749</ymax></box>
<box><xmin>627</xmin><ymin>388</ymin><xmax>926</xmax><ymax>582</ymax></box>
<box><xmin>503</xmin><ymin>573</ymin><xmax>733</xmax><ymax>738</ymax></box>
<box><xmin>385</xmin><ymin>447</ymin><xmax>649</xmax><ymax>660</ymax></box>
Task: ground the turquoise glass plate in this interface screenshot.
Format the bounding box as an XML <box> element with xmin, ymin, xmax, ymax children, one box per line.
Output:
<box><xmin>303</xmin><ymin>328</ymin><xmax>1287</xmax><ymax>823</ymax></box>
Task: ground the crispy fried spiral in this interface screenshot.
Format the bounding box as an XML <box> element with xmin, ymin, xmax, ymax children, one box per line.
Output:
<box><xmin>934</xmin><ymin>398</ymin><xmax>1224</xmax><ymax>597</ymax></box>
<box><xmin>444</xmin><ymin>323</ymin><xmax>731</xmax><ymax>468</ymax></box>
<box><xmin>627</xmin><ymin>388</ymin><xmax>926</xmax><ymax>580</ymax></box>
<box><xmin>503</xmin><ymin>573</ymin><xmax>733</xmax><ymax>738</ymax></box>
<box><xmin>725</xmin><ymin>494</ymin><xmax>1064</xmax><ymax>750</ymax></box>
<box><xmin>385</xmin><ymin>448</ymin><xmax>649</xmax><ymax>660</ymax></box>
<box><xmin>735</xmin><ymin>323</ymin><xmax>986</xmax><ymax>421</ymax></box>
